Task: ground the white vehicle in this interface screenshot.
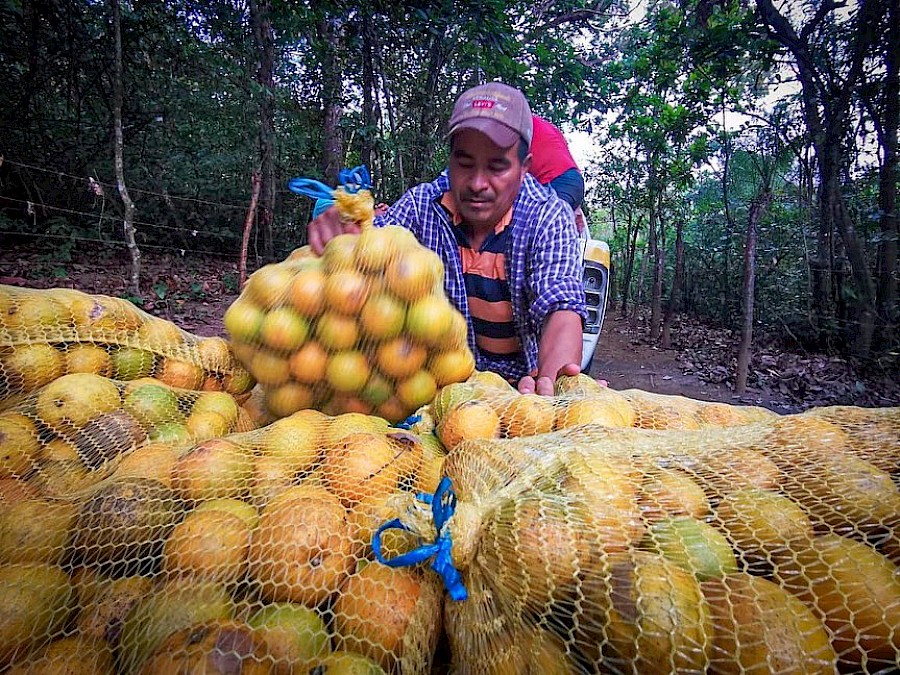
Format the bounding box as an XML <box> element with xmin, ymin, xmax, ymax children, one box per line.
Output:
<box><xmin>579</xmin><ymin>237</ymin><xmax>610</xmax><ymax>371</ymax></box>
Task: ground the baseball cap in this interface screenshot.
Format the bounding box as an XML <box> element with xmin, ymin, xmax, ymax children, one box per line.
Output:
<box><xmin>447</xmin><ymin>82</ymin><xmax>533</xmax><ymax>149</ymax></box>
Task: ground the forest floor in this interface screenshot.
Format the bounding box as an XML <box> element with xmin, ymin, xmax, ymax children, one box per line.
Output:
<box><xmin>2</xmin><ymin>244</ymin><xmax>899</xmax><ymax>414</ymax></box>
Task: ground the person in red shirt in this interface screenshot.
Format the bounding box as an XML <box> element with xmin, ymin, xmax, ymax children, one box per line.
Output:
<box><xmin>529</xmin><ymin>115</ymin><xmax>586</xmax><ymax>231</ymax></box>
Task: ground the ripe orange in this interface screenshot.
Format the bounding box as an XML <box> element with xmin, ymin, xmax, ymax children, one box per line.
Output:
<box><xmin>64</xmin><ymin>343</ymin><xmax>112</xmax><ymax>376</ymax></box>
<box><xmin>247</xmin><ymin>263</ymin><xmax>295</xmax><ymax>308</ymax></box>
<box><xmin>428</xmin><ymin>349</ymin><xmax>475</xmax><ymax>386</ymax></box>
<box><xmin>249</xmin><ymin>350</ymin><xmax>292</xmax><ymax>386</ymax></box>
<box><xmin>384</xmin><ymin>248</ymin><xmax>443</xmax><ymax>302</ymax></box>
<box><xmin>265</xmin><ymin>382</ymin><xmax>315</xmax><ymax>418</ymax></box>
<box><xmin>260</xmin><ymin>307</ymin><xmax>309</xmax><ymax>352</ymax></box>
<box><xmin>359</xmin><ymin>294</ymin><xmax>406</xmax><ymax>340</ymax></box>
<box><xmin>137</xmin><ymin>318</ymin><xmax>184</xmax><ymax>351</ymax></box>
<box><xmin>315</xmin><ymin>312</ymin><xmax>359</xmax><ymax>351</ymax></box>
<box><xmin>222</xmin><ymin>366</ymin><xmax>255</xmax><ymax>396</ymax></box>
<box><xmin>436</xmin><ymin>400</ymin><xmax>500</xmax><ymax>449</ymax></box>
<box><xmin>0</xmin><ymin>413</ymin><xmax>42</xmax><ymax>478</ymax></box>
<box><xmin>4</xmin><ymin>294</ymin><xmax>62</xmax><ymax>332</ymax></box>
<box><xmin>171</xmin><ymin>437</ymin><xmax>254</xmax><ymax>502</ymax></box>
<box><xmin>353</xmin><ymin>227</ymin><xmax>396</xmax><ymax>271</ymax></box>
<box><xmin>249</xmin><ymin>486</ymin><xmax>355</xmax><ymax>606</ymax></box>
<box><xmin>376</xmin><ymin>337</ymin><xmax>427</xmax><ymax>379</ymax></box>
<box><xmin>289</xmin><ymin>267</ymin><xmax>327</xmax><ymax>317</ymax></box>
<box><xmin>324</xmin><ymin>270</ymin><xmax>369</xmax><ymax>315</ymax></box>
<box><xmin>184</xmin><ymin>410</ymin><xmax>232</xmax><ymax>440</ymax></box>
<box><xmin>323</xmin><ymin>432</ymin><xmax>411</xmax><ymax>506</ymax></box>
<box><xmin>162</xmin><ymin>509</ymin><xmax>252</xmax><ymax>582</ymax></box>
<box><xmin>405</xmin><ymin>296</ymin><xmax>454</xmax><ymax>346</ymax></box>
<box><xmin>498</xmin><ymin>393</ymin><xmax>556</xmax><ymax>437</ymax></box>
<box><xmin>223</xmin><ymin>298</ymin><xmax>265</xmax><ymax>343</ymax></box>
<box><xmin>288</xmin><ymin>341</ymin><xmax>329</xmax><ymax>384</ymax></box>
<box><xmin>395</xmin><ymin>370</ymin><xmax>437</xmax><ymax>410</ymax></box>
<box><xmin>195</xmin><ymin>337</ymin><xmax>234</xmax><ymax>371</ymax></box>
<box><xmin>2</xmin><ymin>343</ymin><xmax>64</xmax><ymax>392</ymax></box>
<box><xmin>35</xmin><ymin>372</ymin><xmax>122</xmax><ymax>431</ymax></box>
<box><xmin>376</xmin><ymin>396</ymin><xmax>410</xmax><ymax>424</ymax></box>
<box><xmin>154</xmin><ymin>358</ymin><xmax>205</xmax><ymax>390</ymax></box>
<box><xmin>322</xmin><ymin>233</ymin><xmax>360</xmax><ymax>273</ymax></box>
<box><xmin>326</xmin><ymin>351</ymin><xmax>371</xmax><ymax>393</ymax></box>
<box><xmin>333</xmin><ymin>564</ymin><xmax>439</xmax><ymax>672</ymax></box>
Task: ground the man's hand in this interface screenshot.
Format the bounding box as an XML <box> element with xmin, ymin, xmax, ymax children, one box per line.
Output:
<box><xmin>517</xmin><ymin>362</ymin><xmax>580</xmax><ymax>396</ymax></box>
<box><xmin>308</xmin><ymin>205</ymin><xmax>362</xmax><ymax>255</ymax></box>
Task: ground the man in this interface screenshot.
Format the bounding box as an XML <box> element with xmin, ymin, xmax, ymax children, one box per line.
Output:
<box><xmin>308</xmin><ymin>82</ymin><xmax>586</xmax><ymax>396</ymax></box>
<box><xmin>529</xmin><ymin>114</ymin><xmax>585</xmax><ymax>214</ymax></box>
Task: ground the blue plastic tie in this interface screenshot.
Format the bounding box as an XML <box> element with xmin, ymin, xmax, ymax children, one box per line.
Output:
<box><xmin>372</xmin><ymin>477</ymin><xmax>469</xmax><ymax>601</ymax></box>
<box><xmin>287</xmin><ymin>165</ymin><xmax>373</xmax><ymax>200</ymax></box>
<box><xmin>392</xmin><ymin>414</ymin><xmax>423</xmax><ymax>430</ymax></box>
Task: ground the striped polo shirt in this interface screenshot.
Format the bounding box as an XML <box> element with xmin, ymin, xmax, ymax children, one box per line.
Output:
<box><xmin>439</xmin><ymin>193</ymin><xmax>522</xmax><ymax>360</ymax></box>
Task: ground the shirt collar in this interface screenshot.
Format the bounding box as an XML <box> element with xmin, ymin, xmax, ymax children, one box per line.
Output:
<box><xmin>439</xmin><ymin>191</ymin><xmax>513</xmax><ymax>234</ymax></box>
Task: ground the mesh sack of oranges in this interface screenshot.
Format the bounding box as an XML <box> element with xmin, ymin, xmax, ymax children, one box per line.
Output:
<box><xmin>0</xmin><ymin>398</ymin><xmax>447</xmax><ymax>674</ymax></box>
<box><xmin>370</xmin><ymin>403</ymin><xmax>900</xmax><ymax>674</ymax></box>
<box><xmin>0</xmin><ymin>372</ymin><xmax>257</xmax><ymax>499</ymax></box>
<box><xmin>0</xmin><ymin>285</ymin><xmax>255</xmax><ymax>411</ymax></box>
<box><xmin>224</xmin><ymin>168</ymin><xmax>474</xmax><ymax>422</ymax></box>
<box><xmin>430</xmin><ymin>371</ymin><xmax>778</xmax><ymax>450</ymax></box>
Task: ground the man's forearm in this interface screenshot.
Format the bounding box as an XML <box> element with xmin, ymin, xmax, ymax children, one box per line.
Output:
<box><xmin>537</xmin><ymin>310</ymin><xmax>583</xmax><ymax>380</ymax></box>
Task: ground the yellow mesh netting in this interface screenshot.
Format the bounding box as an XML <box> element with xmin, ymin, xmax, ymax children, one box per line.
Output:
<box><xmin>0</xmin><ymin>284</ymin><xmax>255</xmax><ymax>412</ymax></box>
<box><xmin>2</xmin><ymin>282</ymin><xmax>899</xmax><ymax>674</ymax></box>
<box><xmin>225</xmin><ymin>190</ymin><xmax>474</xmax><ymax>423</ymax></box>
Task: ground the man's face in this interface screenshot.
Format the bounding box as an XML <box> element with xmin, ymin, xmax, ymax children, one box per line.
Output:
<box><xmin>448</xmin><ymin>129</ymin><xmax>531</xmax><ymax>232</ymax></box>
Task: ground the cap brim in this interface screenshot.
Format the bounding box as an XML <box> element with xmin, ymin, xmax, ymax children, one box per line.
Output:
<box><xmin>448</xmin><ymin>118</ymin><xmax>520</xmax><ymax>148</ymax></box>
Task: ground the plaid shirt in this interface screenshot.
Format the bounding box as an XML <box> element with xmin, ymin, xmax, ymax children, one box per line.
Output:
<box><xmin>375</xmin><ymin>172</ymin><xmax>587</xmax><ymax>380</ymax></box>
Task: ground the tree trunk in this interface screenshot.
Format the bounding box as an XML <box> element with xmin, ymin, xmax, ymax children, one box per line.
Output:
<box><xmin>661</xmin><ymin>216</ymin><xmax>684</xmax><ymax>348</ymax></box>
<box><xmin>239</xmin><ymin>172</ymin><xmax>262</xmax><ymax>289</ymax></box>
<box><xmin>620</xmin><ymin>212</ymin><xmax>641</xmax><ymax>317</ymax></box>
<box><xmin>111</xmin><ymin>0</ymin><xmax>139</xmax><ymax>294</ymax></box>
<box><xmin>756</xmin><ymin>0</ymin><xmax>879</xmax><ymax>358</ymax></box>
<box><xmin>875</xmin><ymin>0</ymin><xmax>899</xmax><ymax>345</ymax></box>
<box><xmin>320</xmin><ymin>17</ymin><xmax>343</xmax><ymax>186</ymax></box>
<box><xmin>360</xmin><ymin>13</ymin><xmax>377</xmax><ymax>176</ymax></box>
<box><xmin>649</xmin><ymin>192</ymin><xmax>665</xmax><ymax>342</ymax></box>
<box><xmin>736</xmin><ymin>189</ymin><xmax>770</xmax><ymax>394</ymax></box>
<box><xmin>250</xmin><ymin>0</ymin><xmax>276</xmax><ymax>261</ymax></box>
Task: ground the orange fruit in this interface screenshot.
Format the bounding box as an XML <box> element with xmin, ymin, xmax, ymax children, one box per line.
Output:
<box><xmin>395</xmin><ymin>370</ymin><xmax>437</xmax><ymax>410</ymax></box>
<box><xmin>289</xmin><ymin>267</ymin><xmax>327</xmax><ymax>317</ymax></box>
<box><xmin>162</xmin><ymin>509</ymin><xmax>252</xmax><ymax>582</ymax></box>
<box><xmin>333</xmin><ymin>564</ymin><xmax>439</xmax><ymax>672</ymax></box>
<box><xmin>184</xmin><ymin>410</ymin><xmax>232</xmax><ymax>440</ymax></box>
<box><xmin>249</xmin><ymin>350</ymin><xmax>292</xmax><ymax>386</ymax></box>
<box><xmin>321</xmin><ymin>233</ymin><xmax>360</xmax><ymax>273</ymax></box>
<box><xmin>35</xmin><ymin>372</ymin><xmax>122</xmax><ymax>431</ymax></box>
<box><xmin>2</xmin><ymin>343</ymin><xmax>64</xmax><ymax>393</ymax></box>
<box><xmin>195</xmin><ymin>337</ymin><xmax>234</xmax><ymax>371</ymax></box>
<box><xmin>265</xmin><ymin>382</ymin><xmax>315</xmax><ymax>418</ymax></box>
<box><xmin>499</xmin><ymin>394</ymin><xmax>556</xmax><ymax>437</ymax></box>
<box><xmin>428</xmin><ymin>349</ymin><xmax>475</xmax><ymax>386</ymax></box>
<box><xmin>360</xmin><ymin>372</ymin><xmax>393</xmax><ymax>407</ymax></box>
<box><xmin>4</xmin><ymin>294</ymin><xmax>62</xmax><ymax>332</ymax></box>
<box><xmin>247</xmin><ymin>263</ymin><xmax>295</xmax><ymax>308</ymax></box>
<box><xmin>223</xmin><ymin>297</ymin><xmax>265</xmax><ymax>342</ymax></box>
<box><xmin>260</xmin><ymin>307</ymin><xmax>309</xmax><ymax>352</ymax></box>
<box><xmin>171</xmin><ymin>437</ymin><xmax>254</xmax><ymax>502</ymax></box>
<box><xmin>326</xmin><ymin>351</ymin><xmax>371</xmax><ymax>393</ymax></box>
<box><xmin>324</xmin><ymin>270</ymin><xmax>369</xmax><ymax>315</ymax></box>
<box><xmin>436</xmin><ymin>400</ymin><xmax>500</xmax><ymax>449</ymax></box>
<box><xmin>111</xmin><ymin>442</ymin><xmax>179</xmax><ymax>487</ymax></box>
<box><xmin>223</xmin><ymin>366</ymin><xmax>255</xmax><ymax>395</ymax></box>
<box><xmin>353</xmin><ymin>226</ymin><xmax>396</xmax><ymax>272</ymax></box>
<box><xmin>376</xmin><ymin>396</ymin><xmax>410</xmax><ymax>424</ymax></box>
<box><xmin>376</xmin><ymin>337</ymin><xmax>426</xmax><ymax>379</ymax></box>
<box><xmin>405</xmin><ymin>296</ymin><xmax>454</xmax><ymax>346</ymax></box>
<box><xmin>137</xmin><ymin>318</ymin><xmax>184</xmax><ymax>351</ymax></box>
<box><xmin>249</xmin><ymin>486</ymin><xmax>354</xmax><ymax>606</ymax></box>
<box><xmin>384</xmin><ymin>248</ymin><xmax>443</xmax><ymax>301</ymax></box>
<box><xmin>64</xmin><ymin>343</ymin><xmax>112</xmax><ymax>376</ymax></box>
<box><xmin>359</xmin><ymin>294</ymin><xmax>406</xmax><ymax>340</ymax></box>
<box><xmin>315</xmin><ymin>312</ymin><xmax>359</xmax><ymax>351</ymax></box>
<box><xmin>110</xmin><ymin>346</ymin><xmax>156</xmax><ymax>380</ymax></box>
<box><xmin>154</xmin><ymin>358</ymin><xmax>204</xmax><ymax>390</ymax></box>
<box><xmin>289</xmin><ymin>342</ymin><xmax>329</xmax><ymax>384</ymax></box>
<box><xmin>323</xmin><ymin>432</ymin><xmax>411</xmax><ymax>506</ymax></box>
